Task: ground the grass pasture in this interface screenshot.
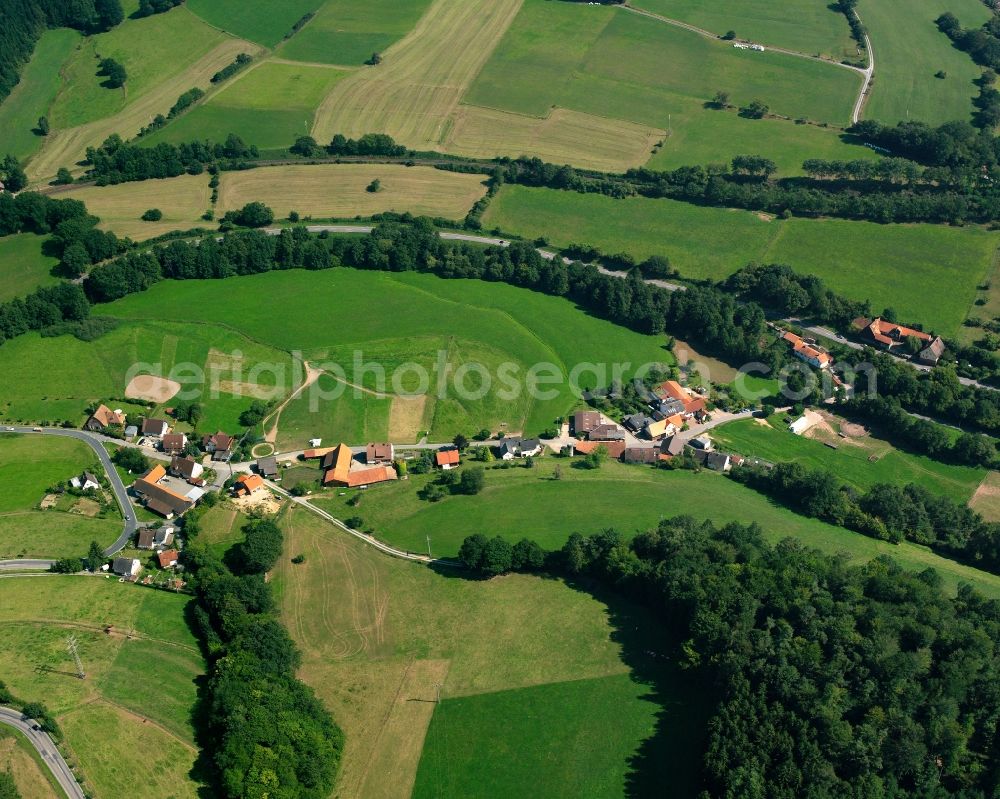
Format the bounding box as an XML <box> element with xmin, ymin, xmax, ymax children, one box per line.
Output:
<box><xmin>0</xmin><ymin>578</ymin><xmax>202</xmax><ymax>798</ymax></box>
<box><xmin>215</xmin><ymin>164</ymin><xmax>488</xmax><ymax>221</ymax></box>
<box><xmin>0</xmin><ymin>729</ymin><xmax>61</xmax><ymax>799</ymax></box>
<box><xmin>100</xmin><ymin>268</ymin><xmax>673</xmax><ymax>443</ymax></box>
<box><xmin>147</xmin><ymin>61</ymin><xmax>349</xmax><ymax>150</ymax></box>
<box><xmin>712</xmin><ymin>417</ymin><xmax>986</xmax><ymax>502</ymax></box>
<box><xmin>483</xmin><ymin>185</ymin><xmax>1000</xmax><ymax>337</ymax></box>
<box><xmin>277</xmin><ymin>0</ymin><xmax>433</xmax><ymax>65</ymax></box>
<box><xmin>276</xmin><ymin>506</ymin><xmax>708</xmax><ymax>797</ymax></box>
<box><xmin>632</xmin><ymin>0</ymin><xmax>859</xmax><ymax>61</ymax></box>
<box><xmin>0</xmin><ymin>433</ymin><xmax>120</xmax><ymax>559</ymax></box>
<box><xmin>862</xmin><ymin>0</ymin><xmax>991</xmax><ymax>124</ymax></box>
<box><xmin>0</xmin><ymin>233</ymin><xmax>60</xmax><ymax>302</ymax></box>
<box><xmin>0</xmin><ymin>28</ymin><xmax>82</xmax><ymax>162</ymax></box>
<box><xmin>187</xmin><ymin>0</ymin><xmax>323</xmax><ymax>46</ymax></box>
<box><xmin>311</xmin><ymin>458</ymin><xmax>1000</xmax><ymax>598</ymax></box>
<box><xmin>56</xmin><ymin>175</ymin><xmax>212</xmax><ymax>240</ymax></box>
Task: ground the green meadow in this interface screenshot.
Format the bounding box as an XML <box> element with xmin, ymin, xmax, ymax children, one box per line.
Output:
<box><xmin>0</xmin><ymin>28</ymin><xmax>81</xmax><ymax>161</ymax></box>
<box><xmin>631</xmin><ymin>0</ymin><xmax>859</xmax><ymax>61</ymax></box>
<box><xmin>277</xmin><ymin>0</ymin><xmax>432</xmax><ymax>65</ymax></box>
<box><xmin>464</xmin><ymin>0</ymin><xmax>861</xmax><ymax>154</ymax></box>
<box><xmin>0</xmin><ymin>433</ymin><xmax>120</xmax><ymax>559</ymax></box>
<box><xmin>0</xmin><ymin>233</ymin><xmax>59</xmax><ymax>302</ymax></box>
<box><xmin>101</xmin><ymin>268</ymin><xmax>673</xmax><ymax>441</ymax></box>
<box><xmin>312</xmin><ymin>458</ymin><xmax>1000</xmax><ymax>598</ymax></box>
<box><xmin>862</xmin><ymin>0</ymin><xmax>991</xmax><ymax>124</ymax></box>
<box><xmin>712</xmin><ymin>417</ymin><xmax>986</xmax><ymax>502</ymax></box>
<box><xmin>187</xmin><ymin>0</ymin><xmax>322</xmax><ymax>47</ymax></box>
<box><xmin>50</xmin><ymin>6</ymin><xmax>228</xmax><ymax>128</ymax></box>
<box><xmin>483</xmin><ymin>185</ymin><xmax>999</xmax><ymax>337</ymax></box>
<box><xmin>147</xmin><ymin>61</ymin><xmax>348</xmax><ymax>150</ymax></box>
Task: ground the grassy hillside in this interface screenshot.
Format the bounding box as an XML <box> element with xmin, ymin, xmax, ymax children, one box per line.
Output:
<box><xmin>0</xmin><ymin>578</ymin><xmax>203</xmax><ymax>798</ymax></box>
<box><xmin>276</xmin><ymin>0</ymin><xmax>432</xmax><ymax>65</ymax></box>
<box><xmin>631</xmin><ymin>0</ymin><xmax>859</xmax><ymax>61</ymax></box>
<box><xmin>312</xmin><ymin>457</ymin><xmax>1000</xmax><ymax>598</ymax></box>
<box><xmin>275</xmin><ymin>506</ymin><xmax>709</xmax><ymax>797</ymax></box>
<box><xmin>0</xmin><ymin>234</ymin><xmax>60</xmax><ymax>302</ymax></box>
<box><xmin>0</xmin><ymin>433</ymin><xmax>120</xmax><ymax>559</ymax></box>
<box><xmin>0</xmin><ymin>28</ymin><xmax>81</xmax><ymax>161</ymax></box>
<box><xmin>187</xmin><ymin>0</ymin><xmax>322</xmax><ymax>46</ymax></box>
<box><xmin>862</xmin><ymin>0</ymin><xmax>992</xmax><ymax>125</ymax></box>
<box><xmin>483</xmin><ymin>185</ymin><xmax>999</xmax><ymax>337</ymax></box>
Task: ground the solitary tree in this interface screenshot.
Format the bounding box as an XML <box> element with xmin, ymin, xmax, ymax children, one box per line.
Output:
<box><xmin>53</xmin><ymin>167</ymin><xmax>74</xmax><ymax>185</ymax></box>
<box><xmin>37</xmin><ymin>116</ymin><xmax>50</xmax><ymax>135</ymax></box>
<box><xmin>458</xmin><ymin>466</ymin><xmax>485</xmax><ymax>495</ymax></box>
<box><xmin>85</xmin><ymin>540</ymin><xmax>105</xmax><ymax>572</ymax></box>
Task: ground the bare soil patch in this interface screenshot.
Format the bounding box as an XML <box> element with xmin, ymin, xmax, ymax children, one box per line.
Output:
<box><xmin>231</xmin><ymin>490</ymin><xmax>282</xmax><ymax>516</ymax></box>
<box><xmin>125</xmin><ymin>374</ymin><xmax>180</xmax><ymax>403</ymax></box>
<box><xmin>71</xmin><ymin>498</ymin><xmax>102</xmax><ymax>517</ymax></box>
<box><xmin>388</xmin><ymin>395</ymin><xmax>428</xmax><ymax>443</ymax></box>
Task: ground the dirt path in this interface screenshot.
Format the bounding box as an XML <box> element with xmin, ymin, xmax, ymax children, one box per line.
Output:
<box><xmin>262</xmin><ymin>360</ymin><xmax>322</xmax><ymax>444</ymax></box>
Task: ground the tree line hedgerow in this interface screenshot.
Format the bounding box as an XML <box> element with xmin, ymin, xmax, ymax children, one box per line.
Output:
<box><xmin>180</xmin><ymin>510</ymin><xmax>343</xmax><ymax>797</ymax></box>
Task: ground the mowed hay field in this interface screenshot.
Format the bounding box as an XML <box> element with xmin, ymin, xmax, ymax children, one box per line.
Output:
<box><xmin>145</xmin><ymin>61</ymin><xmax>350</xmax><ymax>151</ymax></box>
<box><xmin>0</xmin><ymin>729</ymin><xmax>60</xmax><ymax>799</ymax></box>
<box><xmin>0</xmin><ymin>578</ymin><xmax>203</xmax><ymax>798</ymax></box>
<box><xmin>101</xmin><ymin>268</ymin><xmax>673</xmax><ymax>444</ymax></box>
<box><xmin>483</xmin><ymin>185</ymin><xmax>1000</xmax><ymax>337</ymax></box>
<box><xmin>862</xmin><ymin>0</ymin><xmax>991</xmax><ymax>124</ymax></box>
<box><xmin>276</xmin><ymin>0</ymin><xmax>433</xmax><ymax>65</ymax></box>
<box><xmin>275</xmin><ymin>507</ymin><xmax>710</xmax><ymax>798</ymax></box>
<box><xmin>0</xmin><ymin>320</ymin><xmax>295</xmax><ymax>429</ymax></box>
<box><xmin>0</xmin><ymin>233</ymin><xmax>59</xmax><ymax>302</ymax></box>
<box><xmin>0</xmin><ymin>433</ymin><xmax>120</xmax><ymax>559</ymax></box>
<box><xmin>311</xmin><ymin>458</ymin><xmax>1000</xmax><ymax>598</ymax></box>
<box><xmin>0</xmin><ymin>28</ymin><xmax>82</xmax><ymax>162</ymax></box>
<box><xmin>216</xmin><ymin>164</ymin><xmax>488</xmax><ymax>220</ymax></box>
<box><xmin>631</xmin><ymin>0</ymin><xmax>860</xmax><ymax>61</ymax></box>
<box><xmin>56</xmin><ymin>175</ymin><xmax>212</xmax><ymax>240</ymax></box>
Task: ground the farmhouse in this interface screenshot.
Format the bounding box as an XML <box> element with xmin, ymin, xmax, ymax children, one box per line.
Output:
<box><xmin>137</xmin><ymin>529</ymin><xmax>155</xmax><ymax>549</ymax></box>
<box><xmin>256</xmin><ymin>456</ymin><xmax>279</xmax><ymax>479</ymax></box>
<box><xmin>133</xmin><ymin>464</ymin><xmax>198</xmax><ymax>519</ymax></box>
<box><xmin>84</xmin><ymin>404</ymin><xmax>126</xmax><ymax>432</ymax></box>
<box><xmin>589</xmin><ymin>423</ymin><xmax>626</xmax><ymax>441</ymax></box>
<box><xmin>320</xmin><ymin>443</ymin><xmax>398</xmax><ymax>488</ymax></box>
<box><xmin>915</xmin><ymin>336</ymin><xmax>946</xmax><ymax>366</ymax></box>
<box><xmin>113</xmin><ymin>557</ymin><xmax>141</xmax><ymax>579</ymax></box>
<box><xmin>233</xmin><ymin>474</ymin><xmax>265</xmax><ymax>497</ymax></box>
<box><xmin>654</xmin><ymin>381</ymin><xmax>708</xmax><ymax>418</ymax></box>
<box><xmin>622</xmin><ymin>447</ymin><xmax>658</xmax><ymax>464</ymax></box>
<box><xmin>574</xmin><ymin>439</ymin><xmax>626</xmax><ymax>459</ymax></box>
<box><xmin>572</xmin><ymin>410</ymin><xmax>601</xmax><ymax>435</ymax></box>
<box><xmin>141</xmin><ymin>418</ymin><xmax>170</xmax><ymax>438</ymax></box>
<box><xmin>169</xmin><ymin>455</ymin><xmax>203</xmax><ymax>481</ymax></box>
<box><xmin>706</xmin><ymin>452</ymin><xmax>732</xmax><ymax>472</ymax></box>
<box><xmin>497</xmin><ymin>438</ymin><xmax>542</xmax><ymax>459</ymax></box>
<box><xmin>781</xmin><ymin>331</ymin><xmax>832</xmax><ymax>370</ymax></box>
<box><xmin>856</xmin><ymin>317</ymin><xmax>933</xmax><ymax>353</ymax></box>
<box><xmin>202</xmin><ymin>431</ymin><xmax>235</xmax><ymax>461</ymax></box>
<box><xmin>645</xmin><ymin>413</ymin><xmax>684</xmax><ymax>440</ymax></box>
<box><xmin>435</xmin><ymin>448</ymin><xmax>461</xmax><ymax>469</ymax></box>
<box><xmin>623</xmin><ymin>413</ymin><xmax>655</xmax><ymax>433</ymax></box>
<box><xmin>161</xmin><ymin>433</ymin><xmax>187</xmax><ymax>455</ymax></box>
<box><xmin>70</xmin><ymin>472</ymin><xmax>100</xmax><ymax>491</ymax></box>
<box><xmin>660</xmin><ymin>435</ymin><xmax>685</xmax><ymax>458</ymax></box>
<box><xmin>366</xmin><ymin>443</ymin><xmax>395</xmax><ymax>465</ymax></box>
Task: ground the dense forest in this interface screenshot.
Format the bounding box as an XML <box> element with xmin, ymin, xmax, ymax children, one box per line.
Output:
<box><xmin>557</xmin><ymin>518</ymin><xmax>1000</xmax><ymax>798</ymax></box>
<box><xmin>0</xmin><ymin>0</ymin><xmax>123</xmax><ymax>104</ymax></box>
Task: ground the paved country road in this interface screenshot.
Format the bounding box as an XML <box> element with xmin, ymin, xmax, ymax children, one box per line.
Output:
<box><xmin>0</xmin><ymin>706</ymin><xmax>86</xmax><ymax>799</ymax></box>
<box><xmin>0</xmin><ymin>427</ymin><xmax>137</xmax><ymax>568</ymax></box>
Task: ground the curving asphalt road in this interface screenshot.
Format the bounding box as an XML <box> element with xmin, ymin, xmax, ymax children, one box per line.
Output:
<box><xmin>0</xmin><ymin>426</ymin><xmax>137</xmax><ymax>568</ymax></box>
<box><xmin>0</xmin><ymin>706</ymin><xmax>86</xmax><ymax>799</ymax></box>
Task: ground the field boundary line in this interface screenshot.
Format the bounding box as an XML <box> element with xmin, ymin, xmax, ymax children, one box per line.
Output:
<box><xmin>74</xmin><ymin>697</ymin><xmax>197</xmax><ymax>753</ymax></box>
<box><xmin>0</xmin><ymin>619</ymin><xmax>200</xmax><ymax>654</ymax></box>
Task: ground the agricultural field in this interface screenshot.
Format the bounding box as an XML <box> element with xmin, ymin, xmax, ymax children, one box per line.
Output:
<box><xmin>276</xmin><ymin>0</ymin><xmax>433</xmax><ymax>65</ymax></box>
<box><xmin>0</xmin><ymin>28</ymin><xmax>81</xmax><ymax>162</ymax></box>
<box><xmin>310</xmin><ymin>457</ymin><xmax>1000</xmax><ymax>598</ymax></box>
<box><xmin>56</xmin><ymin>174</ymin><xmax>213</xmax><ymax>240</ymax></box>
<box><xmin>187</xmin><ymin>0</ymin><xmax>323</xmax><ymax>47</ymax></box>
<box><xmin>145</xmin><ymin>61</ymin><xmax>349</xmax><ymax>151</ymax></box>
<box><xmin>862</xmin><ymin>0</ymin><xmax>991</xmax><ymax>124</ymax></box>
<box><xmin>631</xmin><ymin>0</ymin><xmax>860</xmax><ymax>61</ymax></box>
<box><xmin>99</xmin><ymin>268</ymin><xmax>673</xmax><ymax>444</ymax></box>
<box><xmin>0</xmin><ymin>320</ymin><xmax>296</xmax><ymax>430</ymax></box>
<box><xmin>0</xmin><ymin>433</ymin><xmax>120</xmax><ymax>559</ymax></box>
<box><xmin>194</xmin><ymin>504</ymin><xmax>247</xmax><ymax>559</ymax></box>
<box><xmin>711</xmin><ymin>415</ymin><xmax>987</xmax><ymax>502</ymax></box>
<box><xmin>0</xmin><ymin>233</ymin><xmax>60</xmax><ymax>302</ymax></box>
<box><xmin>215</xmin><ymin>164</ymin><xmax>489</xmax><ymax>222</ymax></box>
<box><xmin>0</xmin><ymin>578</ymin><xmax>203</xmax><ymax>798</ymax></box>
<box><xmin>275</xmin><ymin>506</ymin><xmax>710</xmax><ymax>798</ymax></box>
<box><xmin>483</xmin><ymin>185</ymin><xmax>1000</xmax><ymax>337</ymax></box>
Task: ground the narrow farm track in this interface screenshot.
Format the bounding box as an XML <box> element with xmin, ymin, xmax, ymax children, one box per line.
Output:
<box><xmin>622</xmin><ymin>3</ymin><xmax>871</xmax><ymax>124</ymax></box>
